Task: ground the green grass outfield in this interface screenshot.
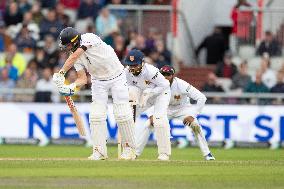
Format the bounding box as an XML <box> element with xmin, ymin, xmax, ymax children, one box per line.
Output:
<box><xmin>0</xmin><ymin>145</ymin><xmax>283</xmax><ymax>189</ymax></box>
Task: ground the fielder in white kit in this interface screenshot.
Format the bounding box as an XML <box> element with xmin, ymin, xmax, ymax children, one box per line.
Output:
<box><xmin>136</xmin><ymin>65</ymin><xmax>215</xmax><ymax>160</ymax></box>
<box><xmin>52</xmin><ymin>27</ymin><xmax>136</xmax><ymax>160</ymax></box>
<box><xmin>124</xmin><ymin>49</ymin><xmax>172</xmax><ymax>161</ymax></box>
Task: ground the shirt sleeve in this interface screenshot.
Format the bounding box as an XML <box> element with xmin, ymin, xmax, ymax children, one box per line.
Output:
<box><xmin>179</xmin><ymin>79</ymin><xmax>207</xmax><ymax>114</ymax></box>
<box><xmin>80</xmin><ymin>33</ymin><xmax>101</xmax><ymax>48</ymax></box>
<box><xmin>146</xmin><ymin>65</ymin><xmax>169</xmax><ymax>94</ymax></box>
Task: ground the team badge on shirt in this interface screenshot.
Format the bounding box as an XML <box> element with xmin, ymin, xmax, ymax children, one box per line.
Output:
<box><xmin>174</xmin><ymin>95</ymin><xmax>181</xmax><ymax>100</ymax></box>
<box><xmin>145</xmin><ymin>80</ymin><xmax>151</xmax><ymax>85</ymax></box>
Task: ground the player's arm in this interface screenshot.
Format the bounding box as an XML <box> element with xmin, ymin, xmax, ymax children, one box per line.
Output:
<box><xmin>74</xmin><ymin>69</ymin><xmax>88</xmax><ymax>88</ymax></box>
<box><xmin>146</xmin><ymin>71</ymin><xmax>170</xmax><ymax>94</ymax></box>
<box><xmin>60</xmin><ymin>47</ymin><xmax>85</xmax><ymax>73</ymax></box>
<box><xmin>183</xmin><ymin>82</ymin><xmax>207</xmax><ymax>113</ymax></box>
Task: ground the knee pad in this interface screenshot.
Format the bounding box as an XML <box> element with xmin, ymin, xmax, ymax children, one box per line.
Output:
<box><xmin>113</xmin><ymin>103</ymin><xmax>133</xmax><ymax>122</ymax></box>
<box><xmin>89</xmin><ymin>102</ymin><xmax>107</xmax><ymax>125</ymax></box>
<box><xmin>113</xmin><ymin>103</ymin><xmax>136</xmax><ymax>148</ymax></box>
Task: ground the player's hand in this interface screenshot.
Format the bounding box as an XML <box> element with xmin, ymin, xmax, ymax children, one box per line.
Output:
<box><xmin>183</xmin><ymin>116</ymin><xmax>195</xmax><ymax>126</ymax></box>
<box><xmin>52</xmin><ymin>71</ymin><xmax>65</xmax><ymax>88</ymax></box>
<box><xmin>58</xmin><ymin>83</ymin><xmax>76</xmax><ymax>96</ymax></box>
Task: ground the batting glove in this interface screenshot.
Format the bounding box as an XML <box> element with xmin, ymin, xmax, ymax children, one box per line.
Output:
<box><xmin>58</xmin><ymin>83</ymin><xmax>77</xmax><ymax>96</ymax></box>
<box><xmin>52</xmin><ymin>71</ymin><xmax>65</xmax><ymax>88</ymax></box>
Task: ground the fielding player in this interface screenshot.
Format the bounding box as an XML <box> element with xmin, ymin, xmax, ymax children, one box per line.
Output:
<box><xmin>52</xmin><ymin>27</ymin><xmax>136</xmax><ymax>160</ymax></box>
<box><xmin>136</xmin><ymin>65</ymin><xmax>215</xmax><ymax>160</ymax></box>
<box><xmin>124</xmin><ymin>49</ymin><xmax>172</xmax><ymax>161</ymax></box>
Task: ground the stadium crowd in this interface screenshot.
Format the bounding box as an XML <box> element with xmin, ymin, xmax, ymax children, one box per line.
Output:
<box><xmin>0</xmin><ymin>0</ymin><xmax>283</xmax><ymax>105</ymax></box>
<box><xmin>0</xmin><ymin>0</ymin><xmax>172</xmax><ymax>102</ymax></box>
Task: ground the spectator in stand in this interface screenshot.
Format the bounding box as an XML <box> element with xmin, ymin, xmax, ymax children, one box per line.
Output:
<box><xmin>21</xmin><ymin>11</ymin><xmax>40</xmax><ymax>40</ymax></box>
<box><xmin>260</xmin><ymin>57</ymin><xmax>276</xmax><ymax>89</ymax></box>
<box><xmin>0</xmin><ymin>68</ymin><xmax>15</xmax><ymax>102</ymax></box>
<box><xmin>78</xmin><ymin>0</ymin><xmax>101</xmax><ymax>21</ymax></box>
<box><xmin>132</xmin><ymin>34</ymin><xmax>149</xmax><ymax>55</ymax></box>
<box><xmin>59</xmin><ymin>0</ymin><xmax>80</xmax><ymax>9</ymax></box>
<box><xmin>271</xmin><ymin>71</ymin><xmax>284</xmax><ymax>93</ymax></box>
<box><xmin>125</xmin><ymin>29</ymin><xmax>138</xmax><ymax>51</ymax></box>
<box><xmin>230</xmin><ymin>0</ymin><xmax>252</xmax><ymax>43</ymax></box>
<box><xmin>1</xmin><ymin>54</ymin><xmax>18</xmax><ymax>81</ymax></box>
<box><xmin>113</xmin><ymin>34</ymin><xmax>126</xmax><ymax>61</ymax></box>
<box><xmin>202</xmin><ymin>72</ymin><xmax>224</xmax><ymax>92</ymax></box>
<box><xmin>43</xmin><ymin>35</ymin><xmax>59</xmax><ymax>69</ymax></box>
<box><xmin>26</xmin><ymin>59</ymin><xmax>39</xmax><ymax>81</ymax></box>
<box><xmin>202</xmin><ymin>72</ymin><xmax>224</xmax><ymax>104</ymax></box>
<box><xmin>0</xmin><ymin>43</ymin><xmax>26</xmax><ymax>76</ymax></box>
<box><xmin>256</xmin><ymin>31</ymin><xmax>282</xmax><ymax>57</ymax></box>
<box><xmin>14</xmin><ymin>68</ymin><xmax>37</xmax><ymax>102</ymax></box>
<box><xmin>0</xmin><ymin>21</ymin><xmax>12</xmax><ymax>52</ymax></box>
<box><xmin>96</xmin><ymin>7</ymin><xmax>119</xmax><ymax>39</ymax></box>
<box><xmin>245</xmin><ymin>70</ymin><xmax>269</xmax><ymax>93</ymax></box>
<box><xmin>4</xmin><ymin>2</ymin><xmax>23</xmax><ymax>26</ymax></box>
<box><xmin>155</xmin><ymin>39</ymin><xmax>171</xmax><ymax>66</ymax></box>
<box><xmin>39</xmin><ymin>9</ymin><xmax>64</xmax><ymax>39</ymax></box>
<box><xmin>14</xmin><ymin>24</ymin><xmax>37</xmax><ymax>53</ymax></box>
<box><xmin>30</xmin><ymin>1</ymin><xmax>44</xmax><ymax>25</ymax></box>
<box><xmin>230</xmin><ymin>60</ymin><xmax>251</xmax><ymax>91</ymax></box>
<box><xmin>215</xmin><ymin>51</ymin><xmax>237</xmax><ymax>78</ymax></box>
<box><xmin>245</xmin><ymin>70</ymin><xmax>270</xmax><ymax>104</ymax></box>
<box><xmin>145</xmin><ymin>27</ymin><xmax>158</xmax><ymax>52</ymax></box>
<box><xmin>34</xmin><ymin>68</ymin><xmax>59</xmax><ymax>103</ymax></box>
<box><xmin>33</xmin><ymin>47</ymin><xmax>47</xmax><ymax>69</ymax></box>
<box><xmin>196</xmin><ymin>27</ymin><xmax>226</xmax><ymax>65</ymax></box>
<box><xmin>18</xmin><ymin>0</ymin><xmax>32</xmax><ymax>14</ymax></box>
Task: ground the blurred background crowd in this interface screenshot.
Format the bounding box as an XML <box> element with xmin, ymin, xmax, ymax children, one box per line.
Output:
<box><xmin>0</xmin><ymin>0</ymin><xmax>283</xmax><ymax>105</ymax></box>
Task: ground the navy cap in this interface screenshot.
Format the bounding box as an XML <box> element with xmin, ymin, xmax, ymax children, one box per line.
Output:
<box><xmin>124</xmin><ymin>49</ymin><xmax>144</xmax><ymax>65</ymax></box>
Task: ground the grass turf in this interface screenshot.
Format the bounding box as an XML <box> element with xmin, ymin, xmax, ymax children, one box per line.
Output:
<box><xmin>0</xmin><ymin>145</ymin><xmax>283</xmax><ymax>189</ymax></box>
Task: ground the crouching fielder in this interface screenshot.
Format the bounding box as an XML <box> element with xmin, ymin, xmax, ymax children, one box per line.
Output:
<box><xmin>124</xmin><ymin>49</ymin><xmax>171</xmax><ymax>161</ymax></box>
<box><xmin>136</xmin><ymin>65</ymin><xmax>215</xmax><ymax>160</ymax></box>
<box><xmin>52</xmin><ymin>27</ymin><xmax>136</xmax><ymax>160</ymax></box>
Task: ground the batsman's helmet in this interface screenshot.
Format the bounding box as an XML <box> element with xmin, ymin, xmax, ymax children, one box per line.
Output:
<box><xmin>124</xmin><ymin>49</ymin><xmax>144</xmax><ymax>65</ymax></box>
<box><xmin>59</xmin><ymin>27</ymin><xmax>80</xmax><ymax>52</ymax></box>
<box><xmin>160</xmin><ymin>65</ymin><xmax>175</xmax><ymax>76</ymax></box>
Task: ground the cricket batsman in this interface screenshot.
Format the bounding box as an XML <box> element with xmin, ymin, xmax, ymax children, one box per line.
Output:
<box><xmin>136</xmin><ymin>65</ymin><xmax>215</xmax><ymax>160</ymax></box>
<box><xmin>52</xmin><ymin>27</ymin><xmax>136</xmax><ymax>160</ymax></box>
<box><xmin>124</xmin><ymin>49</ymin><xmax>172</xmax><ymax>161</ymax></box>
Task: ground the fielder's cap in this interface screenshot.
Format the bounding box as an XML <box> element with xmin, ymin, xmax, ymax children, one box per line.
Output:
<box><xmin>160</xmin><ymin>65</ymin><xmax>175</xmax><ymax>75</ymax></box>
<box><xmin>124</xmin><ymin>49</ymin><xmax>144</xmax><ymax>65</ymax></box>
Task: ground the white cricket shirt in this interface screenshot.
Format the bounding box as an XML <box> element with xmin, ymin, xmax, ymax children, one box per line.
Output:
<box><xmin>169</xmin><ymin>77</ymin><xmax>207</xmax><ymax>114</ymax></box>
<box><xmin>74</xmin><ymin>33</ymin><xmax>123</xmax><ymax>80</ymax></box>
<box><xmin>125</xmin><ymin>63</ymin><xmax>170</xmax><ymax>94</ymax></box>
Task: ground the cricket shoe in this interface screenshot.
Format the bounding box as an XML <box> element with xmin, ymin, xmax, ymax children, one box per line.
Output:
<box><xmin>88</xmin><ymin>150</ymin><xmax>107</xmax><ymax>161</ymax></box>
<box><xmin>157</xmin><ymin>153</ymin><xmax>170</xmax><ymax>161</ymax></box>
<box><xmin>205</xmin><ymin>153</ymin><xmax>215</xmax><ymax>161</ymax></box>
<box><xmin>120</xmin><ymin>147</ymin><xmax>136</xmax><ymax>160</ymax></box>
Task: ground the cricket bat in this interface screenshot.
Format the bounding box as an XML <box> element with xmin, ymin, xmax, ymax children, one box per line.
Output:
<box><xmin>64</xmin><ymin>96</ymin><xmax>86</xmax><ymax>136</ymax></box>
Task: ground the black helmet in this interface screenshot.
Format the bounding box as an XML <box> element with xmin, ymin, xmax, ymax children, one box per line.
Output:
<box><xmin>59</xmin><ymin>27</ymin><xmax>80</xmax><ymax>52</ymax></box>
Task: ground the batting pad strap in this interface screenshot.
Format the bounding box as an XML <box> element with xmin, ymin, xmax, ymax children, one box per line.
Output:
<box><xmin>153</xmin><ymin>116</ymin><xmax>171</xmax><ymax>155</ymax></box>
<box><xmin>89</xmin><ymin>102</ymin><xmax>108</xmax><ymax>157</ymax></box>
<box><xmin>113</xmin><ymin>103</ymin><xmax>136</xmax><ymax>149</ymax></box>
